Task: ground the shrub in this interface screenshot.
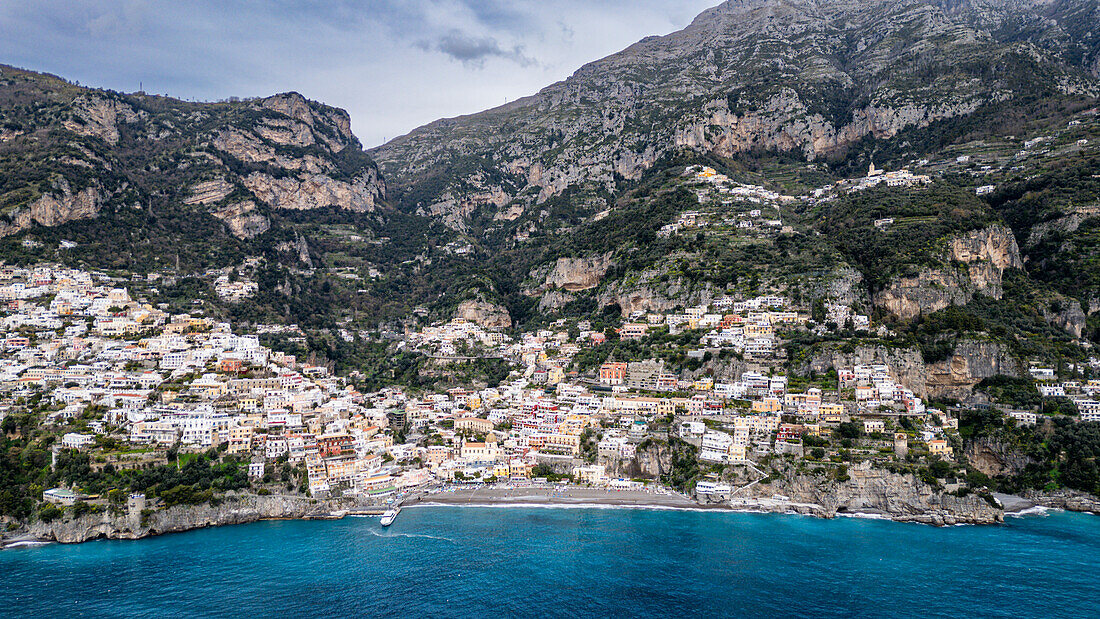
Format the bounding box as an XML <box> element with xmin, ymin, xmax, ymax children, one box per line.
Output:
<box><xmin>38</xmin><ymin>504</ymin><xmax>61</xmax><ymax>523</ymax></box>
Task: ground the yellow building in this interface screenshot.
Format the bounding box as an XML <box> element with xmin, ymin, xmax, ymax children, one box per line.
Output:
<box><xmin>226</xmin><ymin>425</ymin><xmax>253</xmax><ymax>455</ymax></box>
<box><xmin>743</xmin><ymin>322</ymin><xmax>774</xmax><ymax>338</ymax></box>
<box><xmin>802</xmin><ymin>423</ymin><xmax>826</xmax><ymax>438</ymax></box>
<box><xmin>455</xmin><ymin>416</ymin><xmax>494</xmax><ymax>434</ymax></box>
<box><xmin>560</xmin><ymin>414</ymin><xmax>594</xmax><ymax>436</ymax></box>
<box><xmin>819</xmin><ymin>403</ymin><xmax>845</xmax><ymax>423</ymax></box>
<box><xmin>508</xmin><ymin>459</ymin><xmax>532</xmax><ymax>479</ymax></box>
<box><xmin>546</xmin><ymin>366</ymin><xmax>565</xmax><ymax>386</ymax></box>
<box><xmin>543</xmin><ymin>433</ymin><xmax>581</xmax><ymax>456</ymax></box>
<box><xmin>928</xmin><ymin>439</ymin><xmax>954</xmax><ymax>459</ymax></box>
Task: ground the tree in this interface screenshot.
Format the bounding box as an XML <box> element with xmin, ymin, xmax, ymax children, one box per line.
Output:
<box><xmin>835</xmin><ymin>421</ymin><xmax>862</xmax><ymax>439</ymax></box>
<box><xmin>812</xmin><ymin>298</ymin><xmax>826</xmax><ymax>323</ymax></box>
<box><xmin>928</xmin><ymin>458</ymin><xmax>952</xmax><ymax>479</ymax></box>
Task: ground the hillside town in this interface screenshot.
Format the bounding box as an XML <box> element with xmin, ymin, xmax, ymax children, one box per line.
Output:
<box><xmin>5</xmin><ymin>262</ymin><xmax>1100</xmax><ymax>518</ymax></box>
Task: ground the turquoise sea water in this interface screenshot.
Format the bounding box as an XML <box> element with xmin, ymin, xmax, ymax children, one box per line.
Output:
<box><xmin>3</xmin><ymin>506</ymin><xmax>1099</xmax><ymax>618</ymax></box>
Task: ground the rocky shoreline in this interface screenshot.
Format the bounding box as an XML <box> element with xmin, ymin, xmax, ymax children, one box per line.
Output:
<box><xmin>739</xmin><ymin>465</ymin><xmax>1006</xmax><ymax>525</ymax></box>
<box><xmin>6</xmin><ymin>484</ymin><xmax>1100</xmax><ymax>548</ymax></box>
<box><xmin>1018</xmin><ymin>489</ymin><xmax>1100</xmax><ymax>516</ymax></box>
<box><xmin>417</xmin><ymin>484</ymin><xmax>1003</xmax><ymax>526</ymax></box>
<box><xmin>2</xmin><ymin>492</ymin><xmax>353</xmax><ymax>547</ymax></box>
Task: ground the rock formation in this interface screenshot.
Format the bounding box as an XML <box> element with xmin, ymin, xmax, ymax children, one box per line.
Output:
<box><xmin>875</xmin><ymin>225</ymin><xmax>1024</xmax><ymax>320</ymax></box>
<box><xmin>803</xmin><ymin>339</ymin><xmax>1020</xmax><ymax>399</ymax></box>
<box><xmin>0</xmin><ymin>178</ymin><xmax>102</xmax><ymax>237</ymax></box>
<box><xmin>0</xmin><ymin>68</ymin><xmax>385</xmax><ymax>240</ymax></box>
<box><xmin>752</xmin><ymin>463</ymin><xmax>1003</xmax><ymax>525</ymax></box>
<box><xmin>454</xmin><ymin>299</ymin><xmax>512</xmax><ymax>329</ymax></box>
<box><xmin>62</xmin><ymin>94</ymin><xmax>144</xmax><ymax>145</ymax></box>
<box><xmin>23</xmin><ymin>493</ymin><xmax>351</xmax><ymax>544</ymax></box>
<box><xmin>925</xmin><ymin>338</ymin><xmax>1021</xmax><ymax>399</ymax></box>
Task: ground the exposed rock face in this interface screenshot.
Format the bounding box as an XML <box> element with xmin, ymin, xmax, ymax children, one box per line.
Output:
<box><xmin>23</xmin><ymin>494</ymin><xmax>350</xmax><ymax>544</ymax></box>
<box><xmin>752</xmin><ymin>464</ymin><xmax>1003</xmax><ymax>525</ymax></box>
<box><xmin>212</xmin><ymin>128</ymin><xmax>327</xmax><ymax>172</ymax></box>
<box><xmin>541</xmin><ymin>254</ymin><xmax>614</xmax><ymax>292</ymax></box>
<box><xmin>1044</xmin><ymin>298</ymin><xmax>1087</xmax><ymax>339</ymax></box>
<box><xmin>926</xmin><ymin>338</ymin><xmax>1021</xmax><ymax>399</ymax></box>
<box><xmin>803</xmin><ymin>338</ymin><xmax>1019</xmax><ymax>399</ymax></box>
<box><xmin>825</xmin><ymin>267</ymin><xmax>868</xmax><ymax>309</ymax></box>
<box><xmin>454</xmin><ymin>299</ymin><xmax>512</xmax><ymax>329</ymax></box>
<box><xmin>598</xmin><ymin>274</ymin><xmax>717</xmax><ymax>316</ymax></box>
<box><xmin>242</xmin><ymin>169</ymin><xmax>382</xmax><ymax>213</ymax></box>
<box><xmin>211</xmin><ymin>201</ymin><xmax>270</xmax><ymax>239</ymax></box>
<box><xmin>966</xmin><ymin>437</ymin><xmax>1035</xmax><ymax>477</ymax></box>
<box><xmin>373</xmin><ymin>0</ymin><xmax>1100</xmax><ymax>228</ymax></box>
<box><xmin>184</xmin><ymin>179</ymin><xmax>235</xmax><ymax>206</ymax></box>
<box><xmin>949</xmin><ymin>224</ymin><xmax>1025</xmax><ymax>286</ymax></box>
<box><xmin>1022</xmin><ymin>489</ymin><xmax>1100</xmax><ymax>516</ymax></box>
<box><xmin>0</xmin><ymin>70</ymin><xmax>386</xmax><ymax>239</ymax></box>
<box><xmin>875</xmin><ymin>225</ymin><xmax>1023</xmax><ymax>319</ymax></box>
<box><xmin>207</xmin><ymin>93</ymin><xmax>385</xmax><ymax>213</ymax></box>
<box><xmin>0</xmin><ymin>178</ymin><xmax>102</xmax><ymax>237</ymax></box>
<box><xmin>606</xmin><ymin>438</ymin><xmax>695</xmax><ymax>480</ymax></box>
<box><xmin>611</xmin><ymin>441</ymin><xmax>1000</xmax><ymax>524</ymax></box>
<box><xmin>260</xmin><ymin>92</ymin><xmax>357</xmax><ymax>152</ymax></box>
<box><xmin>537</xmin><ymin>289</ymin><xmax>575</xmax><ymax>313</ymax></box>
<box><xmin>683</xmin><ymin>354</ymin><xmax>749</xmax><ymax>383</ymax></box>
<box><xmin>418</xmin><ymin>180</ymin><xmax>511</xmax><ymax>232</ymax></box>
<box><xmin>526</xmin><ymin>254</ymin><xmax>615</xmax><ymax>312</ymax></box>
<box><xmin>805</xmin><ymin>343</ymin><xmax>928</xmax><ymax>394</ymax></box>
<box><xmin>62</xmin><ymin>94</ymin><xmax>143</xmax><ymax>145</ymax></box>
<box><xmin>677</xmin><ymin>91</ymin><xmax>986</xmax><ymax>162</ymax></box>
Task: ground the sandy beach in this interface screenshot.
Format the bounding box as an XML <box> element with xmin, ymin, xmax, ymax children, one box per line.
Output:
<box><xmin>402</xmin><ymin>485</ymin><xmax>708</xmax><ymax>510</ymax></box>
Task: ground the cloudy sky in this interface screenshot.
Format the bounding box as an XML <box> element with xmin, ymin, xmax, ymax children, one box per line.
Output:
<box><xmin>0</xmin><ymin>1</ymin><xmax>719</xmax><ymax>146</ymax></box>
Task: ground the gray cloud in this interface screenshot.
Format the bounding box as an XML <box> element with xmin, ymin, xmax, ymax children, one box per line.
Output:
<box><xmin>418</xmin><ymin>29</ymin><xmax>538</xmax><ymax>68</ymax></box>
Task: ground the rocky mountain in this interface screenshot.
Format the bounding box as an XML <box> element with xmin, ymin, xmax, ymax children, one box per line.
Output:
<box><xmin>0</xmin><ymin>64</ymin><xmax>384</xmax><ymax>250</ymax></box>
<box><xmin>0</xmin><ymin>0</ymin><xmax>1097</xmax><ymax>390</ymax></box>
<box><xmin>372</xmin><ymin>0</ymin><xmax>1100</xmax><ymax>231</ymax></box>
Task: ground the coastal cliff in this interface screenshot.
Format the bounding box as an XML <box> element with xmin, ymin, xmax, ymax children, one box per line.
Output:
<box><xmin>18</xmin><ymin>493</ymin><xmax>350</xmax><ymax>544</ymax></box>
<box><xmin>750</xmin><ymin>465</ymin><xmax>1003</xmax><ymax>525</ymax></box>
<box><xmin>620</xmin><ymin>440</ymin><xmax>1002</xmax><ymax>525</ymax></box>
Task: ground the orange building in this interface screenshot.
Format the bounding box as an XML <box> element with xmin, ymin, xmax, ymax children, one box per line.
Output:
<box><xmin>599</xmin><ymin>362</ymin><xmax>628</xmax><ymax>386</ymax></box>
<box><xmin>219</xmin><ymin>358</ymin><xmax>245</xmax><ymax>374</ymax></box>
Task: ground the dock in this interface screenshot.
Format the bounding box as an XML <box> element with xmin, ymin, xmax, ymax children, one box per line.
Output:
<box><xmin>347</xmin><ymin>507</ymin><xmax>390</xmax><ymax>516</ymax></box>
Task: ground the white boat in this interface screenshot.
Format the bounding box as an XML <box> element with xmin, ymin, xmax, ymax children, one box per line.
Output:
<box><xmin>380</xmin><ymin>507</ymin><xmax>400</xmax><ymax>527</ymax></box>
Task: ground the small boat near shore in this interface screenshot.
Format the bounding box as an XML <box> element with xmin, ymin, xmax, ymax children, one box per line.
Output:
<box><xmin>380</xmin><ymin>507</ymin><xmax>400</xmax><ymax>527</ymax></box>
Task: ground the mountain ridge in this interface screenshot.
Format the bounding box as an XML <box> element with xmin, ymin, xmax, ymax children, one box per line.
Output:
<box><xmin>0</xmin><ymin>63</ymin><xmax>385</xmax><ymax>255</ymax></box>
<box><xmin>371</xmin><ymin>0</ymin><xmax>1100</xmax><ymax>231</ymax></box>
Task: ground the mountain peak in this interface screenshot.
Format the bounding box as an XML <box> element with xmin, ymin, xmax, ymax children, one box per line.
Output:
<box><xmin>371</xmin><ymin>0</ymin><xmax>1099</xmax><ymax>231</ymax></box>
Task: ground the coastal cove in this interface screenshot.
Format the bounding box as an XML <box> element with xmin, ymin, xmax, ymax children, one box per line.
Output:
<box><xmin>5</xmin><ymin>507</ymin><xmax>1100</xmax><ymax>618</ymax></box>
